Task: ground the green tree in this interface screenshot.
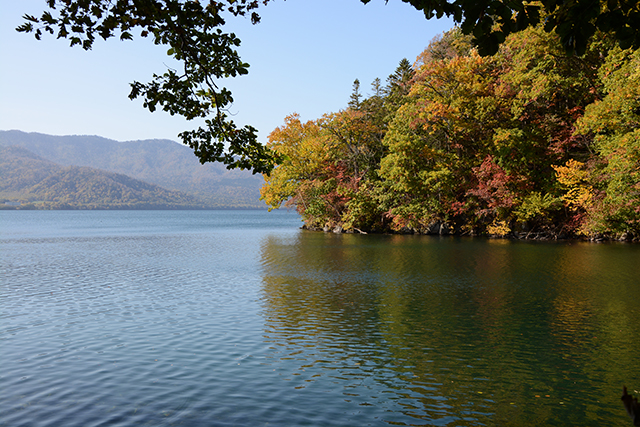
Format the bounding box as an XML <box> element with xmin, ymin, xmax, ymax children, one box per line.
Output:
<box><xmin>415</xmin><ymin>27</ymin><xmax>474</xmax><ymax>66</ymax></box>
<box><xmin>348</xmin><ymin>79</ymin><xmax>363</xmax><ymax>110</ymax></box>
<box><xmin>261</xmin><ymin>25</ymin><xmax>639</xmax><ymax>239</ymax></box>
<box><xmin>371</xmin><ymin>77</ymin><xmax>384</xmax><ymax>98</ymax></box>
<box><xmin>575</xmin><ymin>47</ymin><xmax>640</xmax><ymax>234</ymax></box>
<box><xmin>385</xmin><ymin>58</ymin><xmax>415</xmax><ymax>104</ymax></box>
<box><xmin>260</xmin><ymin>114</ymin><xmax>342</xmax><ymax>226</ymax></box>
<box><xmin>378</xmin><ymin>26</ymin><xmax>609</xmax><ymax>235</ymax></box>
<box><xmin>21</xmin><ymin>1</ymin><xmax>639</xmax><ymax>174</ymax></box>
<box><xmin>261</xmin><ymin>103</ymin><xmax>389</xmax><ymax>231</ymax></box>
<box><xmin>379</xmin><ymin>50</ymin><xmax>497</xmax><ymax>232</ymax></box>
<box><xmin>371</xmin><ymin>0</ymin><xmax>640</xmax><ymax>56</ymax></box>
<box><xmin>18</xmin><ymin>0</ymin><xmax>276</xmax><ymax>173</ymax></box>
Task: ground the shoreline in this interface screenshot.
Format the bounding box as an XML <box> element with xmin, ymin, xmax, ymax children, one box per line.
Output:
<box><xmin>301</xmin><ymin>224</ymin><xmax>640</xmax><ymax>243</ymax></box>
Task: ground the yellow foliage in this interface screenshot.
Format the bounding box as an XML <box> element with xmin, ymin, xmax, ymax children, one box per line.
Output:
<box><xmin>260</xmin><ymin>114</ymin><xmax>329</xmax><ymax>210</ymax></box>
<box><xmin>552</xmin><ymin>159</ymin><xmax>593</xmax><ymax>209</ymax></box>
<box><xmin>487</xmin><ymin>219</ymin><xmax>511</xmax><ymax>236</ymax></box>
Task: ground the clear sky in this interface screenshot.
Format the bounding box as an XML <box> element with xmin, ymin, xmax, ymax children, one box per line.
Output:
<box><xmin>0</xmin><ymin>0</ymin><xmax>452</xmax><ymax>144</ymax></box>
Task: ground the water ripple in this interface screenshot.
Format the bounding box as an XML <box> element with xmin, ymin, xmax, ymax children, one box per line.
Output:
<box><xmin>2</xmin><ymin>212</ymin><xmax>639</xmax><ymax>426</ymax></box>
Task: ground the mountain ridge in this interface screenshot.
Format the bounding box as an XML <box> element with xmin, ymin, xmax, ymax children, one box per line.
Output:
<box><xmin>0</xmin><ymin>130</ymin><xmax>266</xmax><ymax>209</ymax></box>
<box><xmin>1</xmin><ymin>145</ymin><xmax>216</xmax><ymax>209</ymax></box>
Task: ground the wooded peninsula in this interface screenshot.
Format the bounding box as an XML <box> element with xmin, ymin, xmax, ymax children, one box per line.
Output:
<box><xmin>260</xmin><ymin>27</ymin><xmax>640</xmax><ymax>242</ymax></box>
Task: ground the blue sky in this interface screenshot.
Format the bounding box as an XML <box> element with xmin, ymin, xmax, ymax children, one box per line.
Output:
<box><xmin>0</xmin><ymin>0</ymin><xmax>452</xmax><ymax>144</ymax></box>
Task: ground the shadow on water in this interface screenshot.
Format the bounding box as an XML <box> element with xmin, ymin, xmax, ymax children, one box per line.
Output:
<box><xmin>259</xmin><ymin>232</ymin><xmax>640</xmax><ymax>426</ymax></box>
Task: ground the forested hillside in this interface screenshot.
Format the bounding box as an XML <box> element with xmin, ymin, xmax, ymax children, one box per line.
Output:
<box><xmin>0</xmin><ymin>146</ymin><xmax>210</xmax><ymax>209</ymax></box>
<box><xmin>0</xmin><ymin>131</ymin><xmax>264</xmax><ymax>208</ymax></box>
<box><xmin>261</xmin><ymin>27</ymin><xmax>640</xmax><ymax>240</ymax></box>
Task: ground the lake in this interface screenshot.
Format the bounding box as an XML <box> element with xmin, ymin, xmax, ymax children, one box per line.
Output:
<box><xmin>1</xmin><ymin>210</ymin><xmax>638</xmax><ymax>426</ymax></box>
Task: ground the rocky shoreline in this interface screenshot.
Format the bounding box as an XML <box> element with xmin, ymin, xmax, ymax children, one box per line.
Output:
<box><xmin>301</xmin><ymin>222</ymin><xmax>639</xmax><ymax>243</ymax></box>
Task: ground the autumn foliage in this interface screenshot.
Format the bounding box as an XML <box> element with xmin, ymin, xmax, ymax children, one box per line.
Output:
<box><xmin>261</xmin><ymin>27</ymin><xmax>640</xmax><ymax>240</ymax></box>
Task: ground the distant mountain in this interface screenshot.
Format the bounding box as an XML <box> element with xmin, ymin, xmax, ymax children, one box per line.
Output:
<box><xmin>1</xmin><ymin>146</ymin><xmax>212</xmax><ymax>209</ymax></box>
<box><xmin>0</xmin><ymin>130</ymin><xmax>266</xmax><ymax>208</ymax></box>
<box><xmin>0</xmin><ymin>146</ymin><xmax>60</xmax><ymax>193</ymax></box>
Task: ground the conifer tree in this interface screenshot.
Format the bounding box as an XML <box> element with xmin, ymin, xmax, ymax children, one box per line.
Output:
<box><xmin>348</xmin><ymin>79</ymin><xmax>363</xmax><ymax>110</ymax></box>
<box><xmin>385</xmin><ymin>59</ymin><xmax>415</xmax><ymax>107</ymax></box>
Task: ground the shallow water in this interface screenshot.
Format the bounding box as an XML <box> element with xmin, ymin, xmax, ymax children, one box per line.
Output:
<box><xmin>1</xmin><ymin>210</ymin><xmax>639</xmax><ymax>426</ymax></box>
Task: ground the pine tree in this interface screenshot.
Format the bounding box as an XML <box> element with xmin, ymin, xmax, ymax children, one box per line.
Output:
<box><xmin>385</xmin><ymin>59</ymin><xmax>415</xmax><ymax>105</ymax></box>
<box><xmin>348</xmin><ymin>79</ymin><xmax>362</xmax><ymax>110</ymax></box>
<box><xmin>371</xmin><ymin>77</ymin><xmax>383</xmax><ymax>98</ymax></box>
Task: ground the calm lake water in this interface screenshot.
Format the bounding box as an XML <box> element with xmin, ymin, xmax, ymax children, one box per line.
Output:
<box><xmin>1</xmin><ymin>210</ymin><xmax>638</xmax><ymax>426</ymax></box>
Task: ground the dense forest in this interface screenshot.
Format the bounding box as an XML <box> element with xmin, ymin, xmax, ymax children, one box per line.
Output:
<box><xmin>261</xmin><ymin>26</ymin><xmax>639</xmax><ymax>241</ymax></box>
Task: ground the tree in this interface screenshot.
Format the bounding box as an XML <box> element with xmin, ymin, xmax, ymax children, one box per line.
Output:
<box><xmin>574</xmin><ymin>47</ymin><xmax>640</xmax><ymax>234</ymax></box>
<box><xmin>18</xmin><ymin>0</ymin><xmax>276</xmax><ymax>174</ymax></box>
<box><xmin>371</xmin><ymin>77</ymin><xmax>384</xmax><ymax>98</ymax></box>
<box><xmin>19</xmin><ymin>0</ymin><xmax>639</xmax><ymax>174</ymax></box>
<box><xmin>385</xmin><ymin>58</ymin><xmax>415</xmax><ymax>100</ymax></box>
<box><xmin>260</xmin><ymin>114</ymin><xmax>348</xmax><ymax>227</ymax></box>
<box><xmin>379</xmin><ymin>26</ymin><xmax>611</xmax><ymax>235</ymax></box>
<box><xmin>368</xmin><ymin>0</ymin><xmax>640</xmax><ymax>56</ymax></box>
<box><xmin>415</xmin><ymin>27</ymin><xmax>473</xmax><ymax>66</ymax></box>
<box><xmin>379</xmin><ymin>49</ymin><xmax>497</xmax><ymax>232</ymax></box>
<box><xmin>348</xmin><ymin>79</ymin><xmax>363</xmax><ymax>110</ymax></box>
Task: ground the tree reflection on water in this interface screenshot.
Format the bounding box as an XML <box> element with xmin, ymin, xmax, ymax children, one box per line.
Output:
<box><xmin>259</xmin><ymin>232</ymin><xmax>640</xmax><ymax>426</ymax></box>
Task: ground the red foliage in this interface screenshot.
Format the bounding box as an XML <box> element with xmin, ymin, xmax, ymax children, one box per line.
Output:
<box><xmin>467</xmin><ymin>155</ymin><xmax>518</xmax><ymax>216</ymax></box>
